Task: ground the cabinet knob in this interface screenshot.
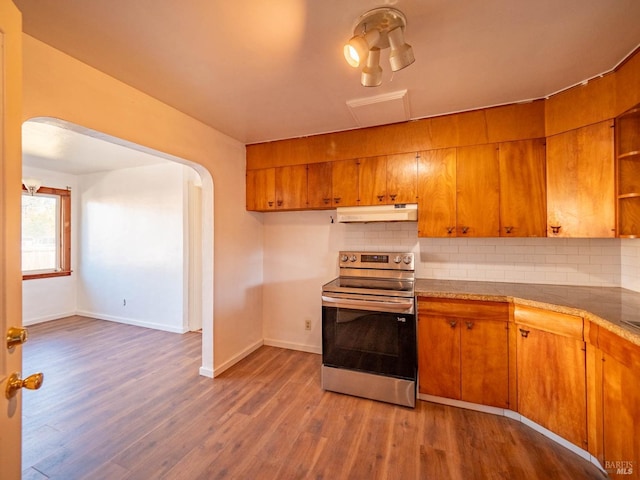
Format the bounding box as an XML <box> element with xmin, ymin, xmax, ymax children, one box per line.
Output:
<box><xmin>466</xmin><ymin>322</ymin><xmax>474</xmax><ymax>330</ymax></box>
<box><xmin>550</xmin><ymin>225</ymin><xmax>561</xmax><ymax>235</ymax></box>
<box><xmin>323</xmin><ymin>198</ymin><xmax>330</xmax><ymax>205</ymax></box>
<box><xmin>446</xmin><ymin>227</ymin><xmax>455</xmax><ymax>235</ymax></box>
<box><xmin>334</xmin><ymin>198</ymin><xmax>341</xmax><ymax>204</ymax></box>
<box><xmin>268</xmin><ymin>201</ymin><xmax>274</xmax><ymax>207</ymax></box>
<box><xmin>377</xmin><ymin>195</ymin><xmax>385</xmax><ymax>202</ymax></box>
<box><xmin>277</xmin><ymin>200</ymin><xmax>283</xmax><ymax>207</ymax></box>
<box><xmin>449</xmin><ymin>320</ymin><xmax>457</xmax><ymax>328</ymax></box>
<box><xmin>461</xmin><ymin>226</ymin><xmax>469</xmax><ymax>234</ymax></box>
<box><xmin>519</xmin><ymin>328</ymin><xmax>530</xmax><ymax>338</ymax></box>
<box><xmin>504</xmin><ymin>226</ymin><xmax>513</xmax><ymax>234</ymax></box>
<box><xmin>390</xmin><ymin>194</ymin><xmax>397</xmax><ymax>201</ymax></box>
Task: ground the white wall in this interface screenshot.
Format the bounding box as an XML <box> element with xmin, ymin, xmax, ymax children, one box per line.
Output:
<box><xmin>22</xmin><ymin>166</ymin><xmax>79</xmax><ymax>325</ymax></box>
<box><xmin>263</xmin><ymin>211</ymin><xmax>640</xmax><ymax>353</ymax></box>
<box><xmin>23</xmin><ymin>35</ymin><xmax>264</xmax><ymax>377</ymax></box>
<box><xmin>76</xmin><ymin>162</ymin><xmax>191</xmax><ymax>332</ymax></box>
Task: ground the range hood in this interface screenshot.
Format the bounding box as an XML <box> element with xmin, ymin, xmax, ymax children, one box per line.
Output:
<box><xmin>336</xmin><ymin>203</ymin><xmax>418</xmax><ymax>223</ymax></box>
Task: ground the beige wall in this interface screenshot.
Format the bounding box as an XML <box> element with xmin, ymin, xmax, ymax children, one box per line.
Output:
<box><xmin>21</xmin><ymin>34</ymin><xmax>265</xmax><ymax>375</ymax></box>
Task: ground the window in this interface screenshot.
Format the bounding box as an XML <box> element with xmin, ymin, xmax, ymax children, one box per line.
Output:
<box><xmin>21</xmin><ymin>185</ymin><xmax>71</xmax><ymax>280</ymax></box>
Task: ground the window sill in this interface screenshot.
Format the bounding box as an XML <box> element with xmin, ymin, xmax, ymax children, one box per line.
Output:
<box><xmin>23</xmin><ymin>270</ymin><xmax>72</xmax><ymax>281</ymax></box>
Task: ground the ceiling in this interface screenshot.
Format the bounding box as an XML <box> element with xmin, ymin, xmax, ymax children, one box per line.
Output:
<box><xmin>22</xmin><ymin>120</ymin><xmax>170</xmax><ymax>175</ymax></box>
<box><xmin>14</xmin><ymin>0</ymin><xmax>640</xmax><ymax>146</ymax></box>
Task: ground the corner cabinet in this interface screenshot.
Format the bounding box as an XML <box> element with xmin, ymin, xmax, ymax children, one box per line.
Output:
<box><xmin>616</xmin><ymin>105</ymin><xmax>640</xmax><ymax>237</ymax></box>
<box><xmin>546</xmin><ymin>120</ymin><xmax>615</xmax><ymax>237</ymax></box>
<box><xmin>514</xmin><ymin>305</ymin><xmax>588</xmax><ymax>450</ymax></box>
<box><xmin>417</xmin><ymin>298</ymin><xmax>510</xmax><ymax>408</ymax></box>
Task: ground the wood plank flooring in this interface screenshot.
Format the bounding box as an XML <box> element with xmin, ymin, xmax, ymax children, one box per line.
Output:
<box><xmin>22</xmin><ymin>316</ymin><xmax>606</xmax><ymax>479</ymax></box>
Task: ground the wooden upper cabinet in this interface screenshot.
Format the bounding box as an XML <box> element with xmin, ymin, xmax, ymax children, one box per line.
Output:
<box><xmin>275</xmin><ymin>165</ymin><xmax>307</xmax><ymax>210</ymax></box>
<box><xmin>386</xmin><ymin>152</ymin><xmax>418</xmax><ymax>204</ymax></box>
<box><xmin>307</xmin><ymin>162</ymin><xmax>333</xmax><ymax>209</ymax></box>
<box><xmin>246</xmin><ymin>168</ymin><xmax>275</xmax><ymax>211</ymax></box>
<box><xmin>456</xmin><ymin>144</ymin><xmax>500</xmax><ymax>237</ymax></box>
<box><xmin>417</xmin><ymin>148</ymin><xmax>457</xmax><ymax>237</ymax></box>
<box><xmin>546</xmin><ymin>120</ymin><xmax>615</xmax><ymax>237</ymax></box>
<box><xmin>498</xmin><ymin>139</ymin><xmax>547</xmax><ymax>237</ymax></box>
<box><xmin>358</xmin><ymin>156</ymin><xmax>387</xmax><ymax>206</ymax></box>
<box><xmin>616</xmin><ymin>105</ymin><xmax>640</xmax><ymax>238</ymax></box>
<box><xmin>332</xmin><ymin>159</ymin><xmax>359</xmax><ymax>207</ymax></box>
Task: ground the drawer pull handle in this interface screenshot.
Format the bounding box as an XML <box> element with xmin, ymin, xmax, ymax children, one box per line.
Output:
<box><xmin>519</xmin><ymin>328</ymin><xmax>530</xmax><ymax>338</ymax></box>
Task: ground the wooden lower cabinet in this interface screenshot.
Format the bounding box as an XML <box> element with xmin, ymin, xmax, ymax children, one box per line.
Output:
<box><xmin>514</xmin><ymin>306</ymin><xmax>588</xmax><ymax>450</ymax></box>
<box><xmin>418</xmin><ymin>298</ymin><xmax>509</xmax><ymax>408</ymax></box>
<box><xmin>598</xmin><ymin>327</ymin><xmax>640</xmax><ymax>478</ymax></box>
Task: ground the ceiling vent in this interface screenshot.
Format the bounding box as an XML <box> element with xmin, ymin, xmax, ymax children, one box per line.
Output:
<box><xmin>346</xmin><ymin>89</ymin><xmax>410</xmax><ymax>128</ymax></box>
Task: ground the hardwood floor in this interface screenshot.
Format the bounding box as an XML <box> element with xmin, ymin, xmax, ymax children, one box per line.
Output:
<box><xmin>22</xmin><ymin>316</ymin><xmax>606</xmax><ymax>479</ymax></box>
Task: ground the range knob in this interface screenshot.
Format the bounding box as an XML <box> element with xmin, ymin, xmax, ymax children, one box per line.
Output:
<box><xmin>403</xmin><ymin>255</ymin><xmax>412</xmax><ymax>265</ymax></box>
<box><xmin>393</xmin><ymin>255</ymin><xmax>402</xmax><ymax>264</ymax></box>
<box><xmin>349</xmin><ymin>255</ymin><xmax>357</xmax><ymax>262</ymax></box>
<box><xmin>340</xmin><ymin>254</ymin><xmax>348</xmax><ymax>262</ymax></box>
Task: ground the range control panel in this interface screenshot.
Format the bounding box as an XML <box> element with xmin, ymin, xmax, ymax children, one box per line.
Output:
<box><xmin>338</xmin><ymin>251</ymin><xmax>414</xmax><ymax>270</ymax></box>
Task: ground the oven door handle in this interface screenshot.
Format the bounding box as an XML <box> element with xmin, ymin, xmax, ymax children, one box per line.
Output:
<box><xmin>322</xmin><ymin>295</ymin><xmax>415</xmax><ymax>314</ymax></box>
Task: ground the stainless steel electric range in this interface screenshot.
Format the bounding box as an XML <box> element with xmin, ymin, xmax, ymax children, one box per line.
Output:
<box><xmin>321</xmin><ymin>251</ymin><xmax>417</xmax><ymax>407</ymax></box>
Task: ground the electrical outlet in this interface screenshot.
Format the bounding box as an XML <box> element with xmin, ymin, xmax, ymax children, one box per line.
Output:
<box><xmin>305</xmin><ymin>320</ymin><xmax>311</xmax><ymax>330</ymax></box>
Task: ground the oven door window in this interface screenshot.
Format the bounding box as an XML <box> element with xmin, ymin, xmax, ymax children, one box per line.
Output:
<box><xmin>322</xmin><ymin>306</ymin><xmax>416</xmax><ymax>380</ymax></box>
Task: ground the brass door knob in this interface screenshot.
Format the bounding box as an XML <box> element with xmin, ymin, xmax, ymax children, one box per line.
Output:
<box><xmin>6</xmin><ymin>326</ymin><xmax>28</xmax><ymax>348</ymax></box>
<box><xmin>5</xmin><ymin>372</ymin><xmax>44</xmax><ymax>399</ymax></box>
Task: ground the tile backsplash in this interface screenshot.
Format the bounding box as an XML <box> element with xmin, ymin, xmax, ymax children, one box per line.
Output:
<box><xmin>341</xmin><ymin>222</ymin><xmax>639</xmax><ymax>290</ymax></box>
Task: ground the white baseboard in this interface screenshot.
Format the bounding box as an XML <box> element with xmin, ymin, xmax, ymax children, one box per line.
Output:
<box><xmin>23</xmin><ymin>311</ymin><xmax>77</xmax><ymax>326</ymax></box>
<box><xmin>211</xmin><ymin>339</ymin><xmax>264</xmax><ymax>377</ymax></box>
<box><xmin>263</xmin><ymin>338</ymin><xmax>321</xmax><ymax>355</ymax></box>
<box><xmin>199</xmin><ymin>366</ymin><xmax>214</xmax><ymax>378</ymax></box>
<box><xmin>75</xmin><ymin>310</ymin><xmax>187</xmax><ymax>333</ymax></box>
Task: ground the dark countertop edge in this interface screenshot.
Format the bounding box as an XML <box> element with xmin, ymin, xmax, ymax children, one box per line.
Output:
<box><xmin>415</xmin><ymin>280</ymin><xmax>640</xmax><ymax>348</ymax></box>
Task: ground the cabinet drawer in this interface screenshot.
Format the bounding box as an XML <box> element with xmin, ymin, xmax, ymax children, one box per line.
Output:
<box><xmin>514</xmin><ymin>305</ymin><xmax>583</xmax><ymax>340</ymax></box>
<box><xmin>418</xmin><ymin>297</ymin><xmax>508</xmax><ymax>320</ymax></box>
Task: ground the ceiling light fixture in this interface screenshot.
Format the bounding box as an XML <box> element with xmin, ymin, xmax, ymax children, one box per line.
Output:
<box><xmin>344</xmin><ymin>7</ymin><xmax>415</xmax><ymax>87</ymax></box>
<box><xmin>22</xmin><ymin>178</ymin><xmax>42</xmax><ymax>196</ymax></box>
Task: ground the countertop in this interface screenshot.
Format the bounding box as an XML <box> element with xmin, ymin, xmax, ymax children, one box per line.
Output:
<box><xmin>415</xmin><ymin>279</ymin><xmax>640</xmax><ymax>347</ymax></box>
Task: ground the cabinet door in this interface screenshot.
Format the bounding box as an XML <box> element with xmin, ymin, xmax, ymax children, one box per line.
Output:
<box><xmin>417</xmin><ymin>148</ymin><xmax>457</xmax><ymax>237</ymax></box>
<box><xmin>456</xmin><ymin>144</ymin><xmax>500</xmax><ymax>236</ymax></box>
<box><xmin>332</xmin><ymin>159</ymin><xmax>359</xmax><ymax>207</ymax></box>
<box><xmin>517</xmin><ymin>327</ymin><xmax>588</xmax><ymax>449</ymax></box>
<box><xmin>546</xmin><ymin>120</ymin><xmax>615</xmax><ymax>237</ymax></box>
<box><xmin>275</xmin><ymin>165</ymin><xmax>307</xmax><ymax>210</ymax></box>
<box><xmin>246</xmin><ymin>168</ymin><xmax>275</xmax><ymax>211</ymax></box>
<box><xmin>602</xmin><ymin>353</ymin><xmax>640</xmax><ymax>475</ymax></box>
<box><xmin>499</xmin><ymin>139</ymin><xmax>547</xmax><ymax>237</ymax></box>
<box><xmin>387</xmin><ymin>152</ymin><xmax>418</xmax><ymax>204</ymax></box>
<box><xmin>358</xmin><ymin>156</ymin><xmax>387</xmax><ymax>206</ymax></box>
<box><xmin>418</xmin><ymin>315</ymin><xmax>461</xmax><ymax>399</ymax></box>
<box><xmin>307</xmin><ymin>162</ymin><xmax>332</xmax><ymax>209</ymax></box>
<box><xmin>461</xmin><ymin>319</ymin><xmax>509</xmax><ymax>408</ymax></box>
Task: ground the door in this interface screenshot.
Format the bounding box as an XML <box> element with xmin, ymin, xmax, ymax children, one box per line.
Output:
<box><xmin>546</xmin><ymin>121</ymin><xmax>615</xmax><ymax>237</ymax></box>
<box><xmin>456</xmin><ymin>144</ymin><xmax>500</xmax><ymax>236</ymax></box>
<box><xmin>417</xmin><ymin>148</ymin><xmax>457</xmax><ymax>237</ymax></box>
<box><xmin>1</xmin><ymin>1</ymin><xmax>26</xmax><ymax>478</ymax></box>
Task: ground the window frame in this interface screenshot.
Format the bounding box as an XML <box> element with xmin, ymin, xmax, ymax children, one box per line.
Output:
<box><xmin>21</xmin><ymin>185</ymin><xmax>72</xmax><ymax>280</ymax></box>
